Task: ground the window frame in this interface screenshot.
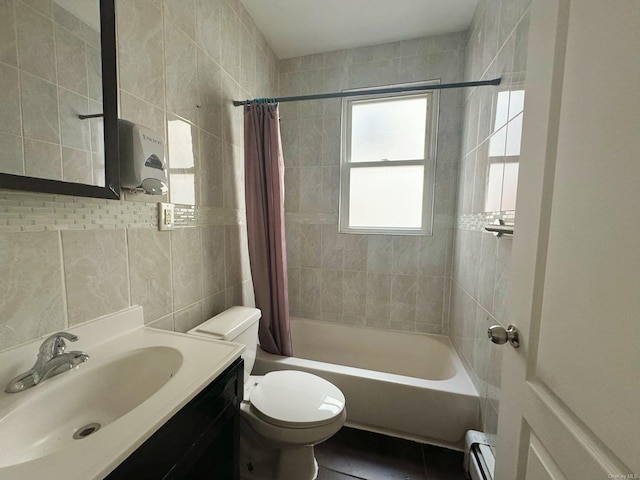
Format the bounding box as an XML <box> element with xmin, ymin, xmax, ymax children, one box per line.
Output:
<box><xmin>338</xmin><ymin>81</ymin><xmax>440</xmax><ymax>236</ymax></box>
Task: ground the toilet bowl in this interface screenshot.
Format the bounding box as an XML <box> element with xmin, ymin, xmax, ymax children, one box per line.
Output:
<box><xmin>188</xmin><ymin>307</ymin><xmax>346</xmax><ymax>480</ymax></box>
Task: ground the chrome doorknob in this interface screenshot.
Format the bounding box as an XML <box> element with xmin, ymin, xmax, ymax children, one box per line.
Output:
<box><xmin>487</xmin><ymin>324</ymin><xmax>520</xmax><ymax>348</ymax></box>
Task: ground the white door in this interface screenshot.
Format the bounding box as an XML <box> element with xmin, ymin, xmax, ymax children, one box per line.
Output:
<box><xmin>495</xmin><ymin>0</ymin><xmax>640</xmax><ymax>478</ymax></box>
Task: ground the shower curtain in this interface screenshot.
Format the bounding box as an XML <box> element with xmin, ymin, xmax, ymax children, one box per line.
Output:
<box><xmin>243</xmin><ymin>103</ymin><xmax>293</xmax><ymax>357</ymax></box>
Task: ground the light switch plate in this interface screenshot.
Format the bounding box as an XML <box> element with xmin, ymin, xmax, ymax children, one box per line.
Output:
<box><xmin>158</xmin><ymin>203</ymin><xmax>175</xmax><ymax>231</ymax></box>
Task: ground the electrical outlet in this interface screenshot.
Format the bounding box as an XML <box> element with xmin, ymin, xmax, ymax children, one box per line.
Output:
<box><xmin>158</xmin><ymin>203</ymin><xmax>175</xmax><ymax>231</ymax></box>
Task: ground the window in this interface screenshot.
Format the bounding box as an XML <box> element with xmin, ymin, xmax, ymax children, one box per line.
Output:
<box><xmin>339</xmin><ymin>82</ymin><xmax>438</xmax><ymax>235</ymax></box>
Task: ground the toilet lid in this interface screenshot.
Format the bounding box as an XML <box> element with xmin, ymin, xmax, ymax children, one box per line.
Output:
<box><xmin>250</xmin><ymin>371</ymin><xmax>345</xmax><ymax>428</ymax></box>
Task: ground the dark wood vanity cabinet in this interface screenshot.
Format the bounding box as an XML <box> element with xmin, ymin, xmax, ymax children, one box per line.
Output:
<box><xmin>106</xmin><ymin>358</ymin><xmax>243</xmax><ymax>480</ymax></box>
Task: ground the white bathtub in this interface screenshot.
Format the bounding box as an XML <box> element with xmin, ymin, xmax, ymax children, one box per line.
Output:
<box><xmin>253</xmin><ymin>318</ymin><xmax>479</xmax><ymax>450</ymax></box>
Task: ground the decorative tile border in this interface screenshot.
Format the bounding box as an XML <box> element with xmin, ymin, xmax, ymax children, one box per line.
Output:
<box><xmin>456</xmin><ymin>211</ymin><xmax>516</xmax><ymax>232</ymax></box>
<box><xmin>0</xmin><ymin>191</ymin><xmax>244</xmax><ymax>232</ymax></box>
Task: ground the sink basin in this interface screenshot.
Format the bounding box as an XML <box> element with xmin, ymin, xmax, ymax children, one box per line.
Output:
<box><xmin>0</xmin><ymin>346</ymin><xmax>182</xmax><ymax>467</ymax></box>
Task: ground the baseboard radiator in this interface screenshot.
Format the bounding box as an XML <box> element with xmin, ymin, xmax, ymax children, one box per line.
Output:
<box><xmin>463</xmin><ymin>430</ymin><xmax>495</xmax><ymax>480</ymax></box>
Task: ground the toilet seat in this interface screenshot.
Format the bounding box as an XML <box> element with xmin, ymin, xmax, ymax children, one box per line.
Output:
<box><xmin>249</xmin><ymin>371</ymin><xmax>345</xmax><ymax>429</ymax></box>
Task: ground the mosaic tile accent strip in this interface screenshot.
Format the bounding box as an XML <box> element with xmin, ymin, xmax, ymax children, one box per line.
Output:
<box><xmin>456</xmin><ymin>211</ymin><xmax>516</xmax><ymax>232</ymax></box>
<box><xmin>0</xmin><ymin>191</ymin><xmax>244</xmax><ymax>232</ymax></box>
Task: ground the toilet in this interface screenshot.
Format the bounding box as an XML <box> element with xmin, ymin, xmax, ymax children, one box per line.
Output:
<box><xmin>188</xmin><ymin>306</ymin><xmax>346</xmax><ymax>480</ymax></box>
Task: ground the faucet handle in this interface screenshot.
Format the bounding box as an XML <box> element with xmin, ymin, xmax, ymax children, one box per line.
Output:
<box><xmin>39</xmin><ymin>332</ymin><xmax>79</xmax><ymax>357</ymax></box>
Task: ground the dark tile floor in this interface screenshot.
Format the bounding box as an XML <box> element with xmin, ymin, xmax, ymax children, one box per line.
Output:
<box><xmin>315</xmin><ymin>428</ymin><xmax>468</xmax><ymax>480</ymax></box>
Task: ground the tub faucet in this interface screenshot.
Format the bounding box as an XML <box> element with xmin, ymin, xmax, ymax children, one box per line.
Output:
<box><xmin>4</xmin><ymin>332</ymin><xmax>89</xmax><ymax>393</ymax></box>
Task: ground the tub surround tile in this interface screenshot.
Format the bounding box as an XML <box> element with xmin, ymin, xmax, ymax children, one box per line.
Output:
<box><xmin>390</xmin><ymin>274</ymin><xmax>417</xmax><ymax>325</ymax></box>
<box><xmin>367</xmin><ymin>236</ymin><xmax>393</xmax><ymax>274</ymax></box>
<box><xmin>299</xmin><ymin>268</ymin><xmax>323</xmax><ymax>313</ymax></box>
<box><xmin>321</xmin><ymin>224</ymin><xmax>344</xmax><ymax>270</ymax></box>
<box><xmin>62</xmin><ymin>229</ymin><xmax>130</xmax><ymax>326</ymax></box>
<box><xmin>321</xmin><ymin>270</ymin><xmax>344</xmax><ymax>315</ymax></box>
<box><xmin>416</xmin><ymin>276</ymin><xmax>445</xmax><ymax>326</ymax></box>
<box><xmin>365</xmin><ymin>273</ymin><xmax>391</xmax><ymax>321</ymax></box>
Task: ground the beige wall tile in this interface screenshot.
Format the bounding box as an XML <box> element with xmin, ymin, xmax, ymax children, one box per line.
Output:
<box><xmin>62</xmin><ymin>229</ymin><xmax>130</xmax><ymax>326</ymax></box>
<box><xmin>117</xmin><ymin>0</ymin><xmax>164</xmax><ymax>108</ymax></box>
<box><xmin>164</xmin><ymin>21</ymin><xmax>198</xmax><ymax>123</ymax></box>
<box><xmin>0</xmin><ymin>62</ymin><xmax>21</xmax><ymax>137</ymax></box>
<box><xmin>0</xmin><ymin>231</ymin><xmax>65</xmax><ymax>351</ymax></box>
<box><xmin>0</xmin><ymin>133</ymin><xmax>24</xmax><ymax>175</ymax></box>
<box><xmin>128</xmin><ymin>228</ymin><xmax>173</xmax><ymax>323</ymax></box>
<box><xmin>62</xmin><ymin>147</ymin><xmax>92</xmax><ymax>184</ymax></box>
<box><xmin>164</xmin><ymin>0</ymin><xmax>195</xmax><ymax>40</ymax></box>
<box><xmin>24</xmin><ymin>139</ymin><xmax>62</xmax><ymax>180</ymax></box>
<box><xmin>201</xmin><ymin>225</ymin><xmax>225</xmax><ymax>295</ymax></box>
<box><xmin>59</xmin><ymin>88</ymin><xmax>91</xmax><ymax>151</ymax></box>
<box><xmin>195</xmin><ymin>0</ymin><xmax>222</xmax><ymax>64</ymax></box>
<box><xmin>16</xmin><ymin>2</ymin><xmax>56</xmax><ymax>82</ymax></box>
<box><xmin>171</xmin><ymin>227</ymin><xmax>203</xmax><ymax>309</ymax></box>
<box><xmin>20</xmin><ymin>72</ymin><xmax>60</xmax><ymax>143</ymax></box>
<box><xmin>174</xmin><ymin>301</ymin><xmax>203</xmax><ymax>333</ymax></box>
<box><xmin>0</xmin><ymin>0</ymin><xmax>18</xmax><ymax>66</ymax></box>
<box><xmin>55</xmin><ymin>25</ymin><xmax>88</xmax><ymax>96</ymax></box>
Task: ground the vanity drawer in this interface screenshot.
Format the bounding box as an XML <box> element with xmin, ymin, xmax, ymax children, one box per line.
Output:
<box><xmin>106</xmin><ymin>358</ymin><xmax>243</xmax><ymax>480</ymax></box>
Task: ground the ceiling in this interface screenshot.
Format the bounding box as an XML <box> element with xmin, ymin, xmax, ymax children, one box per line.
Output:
<box><xmin>239</xmin><ymin>0</ymin><xmax>479</xmax><ymax>59</ymax></box>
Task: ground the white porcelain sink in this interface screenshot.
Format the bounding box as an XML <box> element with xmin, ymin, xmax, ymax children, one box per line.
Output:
<box><xmin>0</xmin><ymin>346</ymin><xmax>183</xmax><ymax>467</ymax></box>
<box><xmin>0</xmin><ymin>306</ymin><xmax>244</xmax><ymax>480</ymax></box>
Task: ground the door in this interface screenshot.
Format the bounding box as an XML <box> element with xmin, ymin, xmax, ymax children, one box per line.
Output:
<box><xmin>495</xmin><ymin>0</ymin><xmax>640</xmax><ymax>478</ymax></box>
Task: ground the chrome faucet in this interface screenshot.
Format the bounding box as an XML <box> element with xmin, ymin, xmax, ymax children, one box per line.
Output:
<box><xmin>4</xmin><ymin>332</ymin><xmax>89</xmax><ymax>393</ymax></box>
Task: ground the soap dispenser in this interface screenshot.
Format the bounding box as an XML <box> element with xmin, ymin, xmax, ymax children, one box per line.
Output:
<box><xmin>118</xmin><ymin>119</ymin><xmax>168</xmax><ymax>195</ymax></box>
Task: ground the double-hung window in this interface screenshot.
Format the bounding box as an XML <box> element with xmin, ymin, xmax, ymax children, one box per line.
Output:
<box><xmin>339</xmin><ymin>81</ymin><xmax>438</xmax><ymax>235</ymax></box>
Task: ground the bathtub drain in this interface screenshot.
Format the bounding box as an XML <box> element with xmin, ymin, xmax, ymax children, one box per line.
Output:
<box><xmin>73</xmin><ymin>423</ymin><xmax>101</xmax><ymax>439</ymax></box>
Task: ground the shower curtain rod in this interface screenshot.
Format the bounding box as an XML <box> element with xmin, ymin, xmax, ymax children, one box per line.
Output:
<box><xmin>233</xmin><ymin>77</ymin><xmax>501</xmax><ymax>106</ymax></box>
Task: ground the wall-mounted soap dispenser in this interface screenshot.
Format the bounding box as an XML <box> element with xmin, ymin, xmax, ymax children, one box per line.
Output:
<box><xmin>118</xmin><ymin>120</ymin><xmax>168</xmax><ymax>195</ymax></box>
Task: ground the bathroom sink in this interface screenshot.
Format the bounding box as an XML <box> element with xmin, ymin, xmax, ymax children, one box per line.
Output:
<box><xmin>0</xmin><ymin>346</ymin><xmax>182</xmax><ymax>467</ymax></box>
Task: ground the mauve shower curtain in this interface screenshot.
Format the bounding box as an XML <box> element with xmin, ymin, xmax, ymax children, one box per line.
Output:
<box><xmin>243</xmin><ymin>103</ymin><xmax>293</xmax><ymax>357</ymax></box>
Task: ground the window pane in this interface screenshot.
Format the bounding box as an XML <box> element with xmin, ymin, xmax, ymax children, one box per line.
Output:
<box><xmin>349</xmin><ymin>165</ymin><xmax>424</xmax><ymax>229</ymax></box>
<box><xmin>351</xmin><ymin>97</ymin><xmax>427</xmax><ymax>162</ymax></box>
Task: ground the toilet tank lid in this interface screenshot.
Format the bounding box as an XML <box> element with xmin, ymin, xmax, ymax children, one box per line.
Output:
<box><xmin>193</xmin><ymin>306</ymin><xmax>261</xmax><ymax>341</ymax></box>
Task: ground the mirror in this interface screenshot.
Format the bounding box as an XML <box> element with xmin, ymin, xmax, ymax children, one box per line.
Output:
<box><xmin>0</xmin><ymin>0</ymin><xmax>119</xmax><ymax>199</ymax></box>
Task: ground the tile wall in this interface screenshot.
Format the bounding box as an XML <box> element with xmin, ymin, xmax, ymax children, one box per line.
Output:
<box><xmin>279</xmin><ymin>33</ymin><xmax>466</xmax><ymax>334</ymax></box>
<box><xmin>0</xmin><ymin>0</ymin><xmax>278</xmax><ymax>353</ymax></box>
<box><xmin>0</xmin><ymin>1</ymin><xmax>104</xmax><ymax>185</ymax></box>
<box><xmin>449</xmin><ymin>0</ymin><xmax>531</xmax><ymax>449</ymax></box>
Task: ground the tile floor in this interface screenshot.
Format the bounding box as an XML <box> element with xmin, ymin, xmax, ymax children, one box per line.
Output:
<box><xmin>315</xmin><ymin>428</ymin><xmax>468</xmax><ymax>480</ymax></box>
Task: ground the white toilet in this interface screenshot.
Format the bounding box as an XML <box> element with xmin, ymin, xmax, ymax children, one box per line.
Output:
<box><xmin>188</xmin><ymin>306</ymin><xmax>346</xmax><ymax>480</ymax></box>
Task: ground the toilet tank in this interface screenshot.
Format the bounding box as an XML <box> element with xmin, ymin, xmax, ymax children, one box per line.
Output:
<box><xmin>188</xmin><ymin>306</ymin><xmax>261</xmax><ymax>383</ymax></box>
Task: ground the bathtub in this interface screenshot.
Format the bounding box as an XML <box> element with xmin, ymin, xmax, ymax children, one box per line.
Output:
<box><xmin>253</xmin><ymin>318</ymin><xmax>479</xmax><ymax>450</ymax></box>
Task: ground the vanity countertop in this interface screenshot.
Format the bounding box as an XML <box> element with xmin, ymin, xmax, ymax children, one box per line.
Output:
<box><xmin>0</xmin><ymin>306</ymin><xmax>244</xmax><ymax>480</ymax></box>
